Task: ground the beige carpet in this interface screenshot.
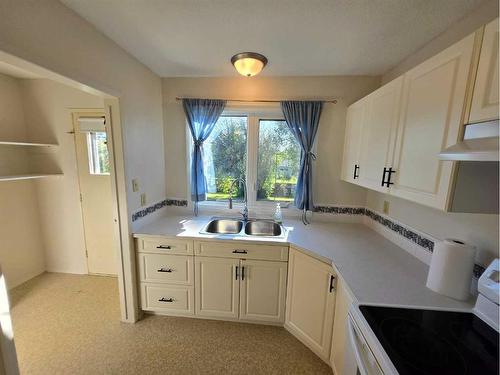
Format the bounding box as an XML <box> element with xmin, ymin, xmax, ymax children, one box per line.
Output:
<box><xmin>10</xmin><ymin>273</ymin><xmax>332</xmax><ymax>375</ymax></box>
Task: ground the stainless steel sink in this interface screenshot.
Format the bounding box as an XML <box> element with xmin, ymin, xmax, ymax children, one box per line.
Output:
<box><xmin>244</xmin><ymin>220</ymin><xmax>282</xmax><ymax>236</ymax></box>
<box><xmin>203</xmin><ymin>219</ymin><xmax>244</xmax><ymax>234</ymax></box>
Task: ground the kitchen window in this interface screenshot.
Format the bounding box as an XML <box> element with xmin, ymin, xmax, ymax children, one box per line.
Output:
<box><xmin>191</xmin><ymin>106</ymin><xmax>301</xmax><ymax>208</ymax></box>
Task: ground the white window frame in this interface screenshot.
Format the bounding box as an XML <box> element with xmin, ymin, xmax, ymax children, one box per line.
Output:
<box><xmin>185</xmin><ymin>102</ymin><xmax>300</xmax><ymax>216</ymax></box>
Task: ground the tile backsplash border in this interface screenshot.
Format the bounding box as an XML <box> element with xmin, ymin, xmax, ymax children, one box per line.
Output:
<box><xmin>131</xmin><ymin>198</ymin><xmax>188</xmax><ymax>222</ymax></box>
<box><xmin>313</xmin><ymin>204</ymin><xmax>486</xmax><ymax>278</ymax></box>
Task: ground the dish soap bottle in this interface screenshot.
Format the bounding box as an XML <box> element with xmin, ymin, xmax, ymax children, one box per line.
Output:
<box><xmin>274</xmin><ymin>203</ymin><xmax>283</xmax><ymax>224</ymax></box>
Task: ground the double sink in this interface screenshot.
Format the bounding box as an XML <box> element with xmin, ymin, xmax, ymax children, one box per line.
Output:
<box><xmin>201</xmin><ymin>218</ymin><xmax>284</xmax><ymax>237</ymax></box>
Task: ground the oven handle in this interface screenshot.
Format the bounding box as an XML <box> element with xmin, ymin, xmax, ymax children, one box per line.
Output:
<box><xmin>347</xmin><ymin>314</ymin><xmax>370</xmax><ymax>375</ymax></box>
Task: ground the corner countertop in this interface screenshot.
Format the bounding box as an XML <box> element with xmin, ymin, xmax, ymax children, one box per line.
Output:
<box><xmin>134</xmin><ymin>214</ymin><xmax>475</xmax><ymax>311</ymax></box>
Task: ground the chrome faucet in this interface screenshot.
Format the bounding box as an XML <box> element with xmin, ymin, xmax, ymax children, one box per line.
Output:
<box><xmin>228</xmin><ymin>178</ymin><xmax>248</xmax><ymax>221</ymax></box>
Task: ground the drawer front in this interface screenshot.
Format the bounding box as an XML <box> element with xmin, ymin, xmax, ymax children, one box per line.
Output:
<box><xmin>136</xmin><ymin>237</ymin><xmax>194</xmax><ymax>255</ymax></box>
<box><xmin>138</xmin><ymin>254</ymin><xmax>193</xmax><ymax>285</ymax></box>
<box><xmin>140</xmin><ymin>283</ymin><xmax>194</xmax><ymax>315</ymax></box>
<box><xmin>194</xmin><ymin>241</ymin><xmax>288</xmax><ymax>261</ymax></box>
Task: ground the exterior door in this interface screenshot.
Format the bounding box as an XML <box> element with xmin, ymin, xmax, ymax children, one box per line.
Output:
<box><xmin>390</xmin><ymin>34</ymin><xmax>475</xmax><ymax>210</ymax></box>
<box><xmin>239</xmin><ymin>259</ymin><xmax>287</xmax><ymax>324</ymax></box>
<box><xmin>285</xmin><ymin>248</ymin><xmax>336</xmax><ymax>362</ymax></box>
<box><xmin>195</xmin><ymin>256</ymin><xmax>240</xmax><ymax>319</ymax></box>
<box><xmin>357</xmin><ymin>77</ymin><xmax>403</xmax><ymax>192</ymax></box>
<box><xmin>341</xmin><ymin>99</ymin><xmax>366</xmax><ymax>184</ymax></box>
<box><xmin>74</xmin><ymin>113</ymin><xmax>117</xmax><ymax>275</ymax></box>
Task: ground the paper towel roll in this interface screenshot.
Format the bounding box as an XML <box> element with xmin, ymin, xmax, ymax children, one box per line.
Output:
<box><xmin>426</xmin><ymin>239</ymin><xmax>476</xmax><ymax>301</ymax></box>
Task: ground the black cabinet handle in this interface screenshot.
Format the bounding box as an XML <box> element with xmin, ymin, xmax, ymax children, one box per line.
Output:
<box><xmin>235</xmin><ymin>266</ymin><xmax>239</xmax><ymax>280</ymax></box>
<box><xmin>156</xmin><ymin>245</ymin><xmax>172</xmax><ymax>250</ymax></box>
<box><xmin>158</xmin><ymin>297</ymin><xmax>174</xmax><ymax>303</ymax></box>
<box><xmin>232</xmin><ymin>249</ymin><xmax>247</xmax><ymax>254</ymax></box>
<box><xmin>381</xmin><ymin>167</ymin><xmax>387</xmax><ymax>186</ymax></box>
<box><xmin>381</xmin><ymin>167</ymin><xmax>395</xmax><ymax>187</ymax></box>
<box><xmin>329</xmin><ymin>275</ymin><xmax>336</xmax><ymax>293</ymax></box>
<box><xmin>157</xmin><ymin>268</ymin><xmax>173</xmax><ymax>273</ymax></box>
<box><xmin>386</xmin><ymin>167</ymin><xmax>395</xmax><ymax>187</ymax></box>
<box><xmin>241</xmin><ymin>266</ymin><xmax>245</xmax><ymax>281</ymax></box>
<box><xmin>353</xmin><ymin>164</ymin><xmax>359</xmax><ymax>179</ymax></box>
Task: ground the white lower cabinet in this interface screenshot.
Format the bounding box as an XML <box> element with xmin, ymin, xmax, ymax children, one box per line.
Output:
<box><xmin>194</xmin><ymin>256</ymin><xmax>240</xmax><ymax>320</ymax></box>
<box><xmin>141</xmin><ymin>283</ymin><xmax>195</xmax><ymax>315</ymax></box>
<box><xmin>285</xmin><ymin>247</ymin><xmax>336</xmax><ymax>363</ymax></box>
<box><xmin>195</xmin><ymin>256</ymin><xmax>288</xmax><ymax>324</ymax></box>
<box><xmin>330</xmin><ymin>275</ymin><xmax>354</xmax><ymax>375</ymax></box>
<box><xmin>239</xmin><ymin>259</ymin><xmax>288</xmax><ymax>324</ymax></box>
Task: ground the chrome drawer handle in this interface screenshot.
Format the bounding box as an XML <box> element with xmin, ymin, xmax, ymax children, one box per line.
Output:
<box><xmin>156</xmin><ymin>245</ymin><xmax>172</xmax><ymax>250</ymax></box>
<box><xmin>232</xmin><ymin>249</ymin><xmax>247</xmax><ymax>254</ymax></box>
<box><xmin>157</xmin><ymin>268</ymin><xmax>173</xmax><ymax>273</ymax></box>
<box><xmin>158</xmin><ymin>297</ymin><xmax>174</xmax><ymax>303</ymax></box>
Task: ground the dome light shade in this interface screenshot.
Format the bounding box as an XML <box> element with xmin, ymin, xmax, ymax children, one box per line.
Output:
<box><xmin>231</xmin><ymin>52</ymin><xmax>268</xmax><ymax>77</ymax></box>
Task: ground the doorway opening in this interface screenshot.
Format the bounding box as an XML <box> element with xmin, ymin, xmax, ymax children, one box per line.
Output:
<box><xmin>73</xmin><ymin>112</ymin><xmax>117</xmax><ymax>276</ymax></box>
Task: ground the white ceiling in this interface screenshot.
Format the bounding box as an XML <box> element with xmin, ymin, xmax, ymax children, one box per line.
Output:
<box><xmin>61</xmin><ymin>0</ymin><xmax>487</xmax><ymax>77</ymax></box>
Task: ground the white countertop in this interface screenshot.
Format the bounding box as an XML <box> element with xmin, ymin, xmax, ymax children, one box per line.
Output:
<box><xmin>134</xmin><ymin>214</ymin><xmax>475</xmax><ymax>311</ymax></box>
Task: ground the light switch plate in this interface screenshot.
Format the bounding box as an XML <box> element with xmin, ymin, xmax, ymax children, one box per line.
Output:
<box><xmin>132</xmin><ymin>179</ymin><xmax>139</xmax><ymax>192</ymax></box>
<box><xmin>140</xmin><ymin>193</ymin><xmax>147</xmax><ymax>207</ymax></box>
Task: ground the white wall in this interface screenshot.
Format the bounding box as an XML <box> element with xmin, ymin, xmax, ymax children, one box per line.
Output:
<box><xmin>0</xmin><ymin>0</ymin><xmax>165</xmax><ymax>228</ymax></box>
<box><xmin>369</xmin><ymin>1</ymin><xmax>499</xmax><ymax>264</ymax></box>
<box><xmin>0</xmin><ymin>73</ymin><xmax>45</xmax><ymax>288</ymax></box>
<box><xmin>162</xmin><ymin>76</ymin><xmax>380</xmax><ymax>207</ymax></box>
<box><xmin>21</xmin><ymin>78</ymin><xmax>104</xmax><ymax>275</ymax></box>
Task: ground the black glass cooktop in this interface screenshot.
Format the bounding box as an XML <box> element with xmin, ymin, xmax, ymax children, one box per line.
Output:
<box><xmin>359</xmin><ymin>305</ymin><xmax>499</xmax><ymax>375</ymax></box>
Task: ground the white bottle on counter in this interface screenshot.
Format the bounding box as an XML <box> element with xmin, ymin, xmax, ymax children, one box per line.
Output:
<box><xmin>274</xmin><ymin>203</ymin><xmax>283</xmax><ymax>224</ymax></box>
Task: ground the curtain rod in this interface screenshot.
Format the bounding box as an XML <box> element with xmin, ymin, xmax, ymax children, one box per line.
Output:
<box><xmin>175</xmin><ymin>97</ymin><xmax>338</xmax><ymax>104</ymax></box>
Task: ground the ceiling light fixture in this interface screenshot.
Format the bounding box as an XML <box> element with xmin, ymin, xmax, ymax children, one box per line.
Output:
<box><xmin>231</xmin><ymin>52</ymin><xmax>268</xmax><ymax>77</ymax></box>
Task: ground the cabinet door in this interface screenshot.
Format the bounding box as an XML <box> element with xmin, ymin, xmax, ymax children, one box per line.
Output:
<box><xmin>390</xmin><ymin>33</ymin><xmax>475</xmax><ymax>210</ymax></box>
<box><xmin>469</xmin><ymin>18</ymin><xmax>499</xmax><ymax>123</ymax></box>
<box><xmin>239</xmin><ymin>260</ymin><xmax>287</xmax><ymax>324</ymax></box>
<box><xmin>195</xmin><ymin>256</ymin><xmax>240</xmax><ymax>320</ymax></box>
<box><xmin>357</xmin><ymin>77</ymin><xmax>403</xmax><ymax>192</ymax></box>
<box><xmin>285</xmin><ymin>248</ymin><xmax>336</xmax><ymax>362</ymax></box>
<box><xmin>330</xmin><ymin>276</ymin><xmax>355</xmax><ymax>375</ymax></box>
<box><xmin>341</xmin><ymin>99</ymin><xmax>366</xmax><ymax>184</ymax></box>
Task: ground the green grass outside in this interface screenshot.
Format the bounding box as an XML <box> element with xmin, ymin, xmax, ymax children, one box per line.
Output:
<box><xmin>207</xmin><ymin>192</ymin><xmax>293</xmax><ymax>202</ymax></box>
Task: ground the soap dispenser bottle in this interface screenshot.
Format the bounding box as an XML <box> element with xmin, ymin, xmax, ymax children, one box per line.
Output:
<box><xmin>274</xmin><ymin>203</ymin><xmax>283</xmax><ymax>224</ymax></box>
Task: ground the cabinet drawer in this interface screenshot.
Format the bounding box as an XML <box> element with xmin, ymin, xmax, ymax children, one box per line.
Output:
<box><xmin>138</xmin><ymin>253</ymin><xmax>193</xmax><ymax>285</ymax></box>
<box><xmin>136</xmin><ymin>237</ymin><xmax>194</xmax><ymax>255</ymax></box>
<box><xmin>194</xmin><ymin>240</ymin><xmax>288</xmax><ymax>261</ymax></box>
<box><xmin>140</xmin><ymin>283</ymin><xmax>194</xmax><ymax>315</ymax></box>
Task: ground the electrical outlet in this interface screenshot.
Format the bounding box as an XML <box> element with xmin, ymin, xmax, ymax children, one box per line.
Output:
<box><xmin>132</xmin><ymin>178</ymin><xmax>139</xmax><ymax>192</ymax></box>
<box><xmin>383</xmin><ymin>200</ymin><xmax>390</xmax><ymax>214</ymax></box>
<box><xmin>140</xmin><ymin>193</ymin><xmax>147</xmax><ymax>207</ymax></box>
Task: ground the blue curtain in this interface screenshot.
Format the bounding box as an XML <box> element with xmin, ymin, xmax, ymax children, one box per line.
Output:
<box><xmin>183</xmin><ymin>99</ymin><xmax>226</xmax><ymax>215</ymax></box>
<box><xmin>281</xmin><ymin>101</ymin><xmax>323</xmax><ymax>224</ymax></box>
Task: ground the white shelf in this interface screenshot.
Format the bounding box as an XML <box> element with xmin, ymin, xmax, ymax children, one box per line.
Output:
<box><xmin>0</xmin><ymin>141</ymin><xmax>58</xmax><ymax>147</ymax></box>
<box><xmin>0</xmin><ymin>173</ymin><xmax>63</xmax><ymax>182</ymax></box>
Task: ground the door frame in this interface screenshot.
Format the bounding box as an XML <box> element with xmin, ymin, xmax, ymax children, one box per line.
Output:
<box><xmin>72</xmin><ymin>110</ymin><xmax>115</xmax><ymax>276</ymax></box>
<box><xmin>70</xmin><ymin>101</ymin><xmax>137</xmax><ymax>323</ymax></box>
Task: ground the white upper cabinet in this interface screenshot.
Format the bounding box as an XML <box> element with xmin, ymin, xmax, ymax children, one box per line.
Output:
<box><xmin>390</xmin><ymin>33</ymin><xmax>475</xmax><ymax>209</ymax></box>
<box><xmin>341</xmin><ymin>99</ymin><xmax>366</xmax><ymax>184</ymax></box>
<box><xmin>469</xmin><ymin>18</ymin><xmax>499</xmax><ymax>123</ymax></box>
<box><xmin>342</xmin><ymin>28</ymin><xmax>479</xmax><ymax>211</ymax></box>
<box><xmin>357</xmin><ymin>76</ymin><xmax>403</xmax><ymax>192</ymax></box>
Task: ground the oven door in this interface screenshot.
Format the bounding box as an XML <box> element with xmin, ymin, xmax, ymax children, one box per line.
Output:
<box><xmin>347</xmin><ymin>313</ymin><xmax>385</xmax><ymax>375</ymax></box>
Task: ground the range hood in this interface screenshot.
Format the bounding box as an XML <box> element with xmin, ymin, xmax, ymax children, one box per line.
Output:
<box><xmin>441</xmin><ymin>120</ymin><xmax>499</xmax><ymax>214</ymax></box>
<box><xmin>439</xmin><ymin>121</ymin><xmax>499</xmax><ymax>161</ymax></box>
